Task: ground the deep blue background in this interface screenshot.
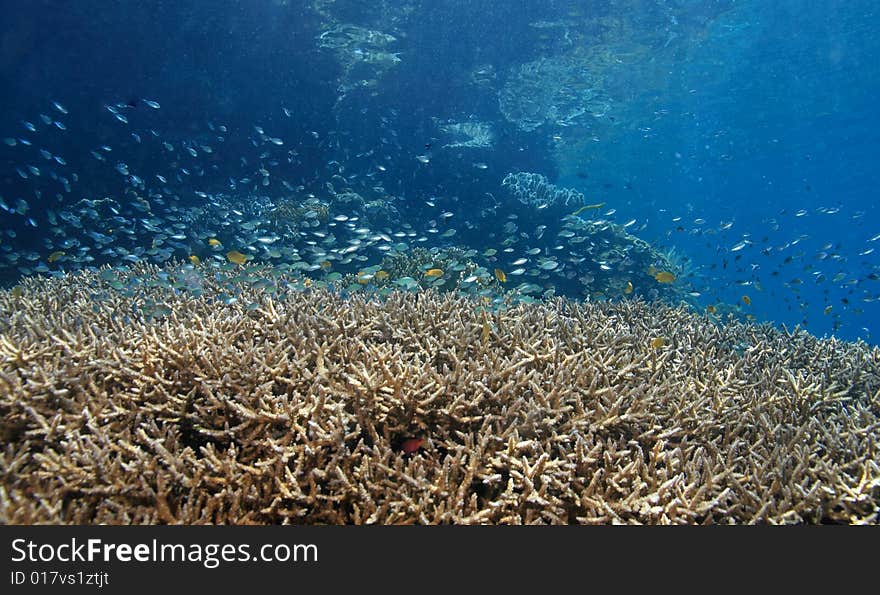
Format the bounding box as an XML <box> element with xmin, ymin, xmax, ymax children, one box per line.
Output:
<box><xmin>0</xmin><ymin>0</ymin><xmax>878</xmax><ymax>342</ymax></box>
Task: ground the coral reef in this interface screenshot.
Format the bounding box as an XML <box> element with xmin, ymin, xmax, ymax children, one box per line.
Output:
<box><xmin>499</xmin><ymin>55</ymin><xmax>611</xmax><ymax>132</ymax></box>
<box><xmin>1</xmin><ymin>266</ymin><xmax>879</xmax><ymax>524</ymax></box>
<box><xmin>266</xmin><ymin>196</ymin><xmax>330</xmax><ymax>235</ymax></box>
<box><xmin>437</xmin><ymin>119</ymin><xmax>495</xmax><ymax>149</ymax></box>
<box><xmin>498</xmin><ymin>173</ymin><xmax>695</xmax><ymax>303</ymax></box>
<box><xmin>502</xmin><ymin>171</ymin><xmax>587</xmax><ymax>209</ymax></box>
<box><xmin>379</xmin><ymin>246</ymin><xmax>491</xmax><ymax>293</ymax></box>
<box><xmin>560</xmin><ymin>216</ymin><xmax>689</xmax><ymax>302</ymax></box>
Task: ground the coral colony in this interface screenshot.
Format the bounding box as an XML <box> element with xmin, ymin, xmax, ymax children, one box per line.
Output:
<box><xmin>1</xmin><ymin>264</ymin><xmax>878</xmax><ymax>524</ymax></box>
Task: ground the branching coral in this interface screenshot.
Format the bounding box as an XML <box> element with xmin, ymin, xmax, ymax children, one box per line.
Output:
<box><xmin>1</xmin><ymin>265</ymin><xmax>878</xmax><ymax>524</ymax></box>
<box><xmin>502</xmin><ymin>172</ymin><xmax>587</xmax><ymax>208</ymax></box>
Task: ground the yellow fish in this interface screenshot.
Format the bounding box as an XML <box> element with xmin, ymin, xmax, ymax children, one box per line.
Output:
<box><xmin>494</xmin><ymin>268</ymin><xmax>507</xmax><ymax>283</ymax></box>
<box><xmin>623</xmin><ymin>281</ymin><xmax>633</xmax><ymax>294</ymax></box>
<box><xmin>706</xmin><ymin>304</ymin><xmax>717</xmax><ymax>314</ymax></box>
<box><xmin>188</xmin><ymin>255</ymin><xmax>200</xmax><ymax>265</ymax></box>
<box><xmin>226</xmin><ymin>250</ymin><xmax>248</xmax><ymax>265</ymax></box>
<box><xmin>375</xmin><ymin>270</ymin><xmax>389</xmax><ymax>280</ymax></box>
<box><xmin>571</xmin><ymin>202</ymin><xmax>606</xmax><ymax>216</ymax></box>
<box><xmin>208</xmin><ymin>238</ymin><xmax>221</xmax><ymax>247</ymax></box>
<box><xmin>424</xmin><ymin>268</ymin><xmax>444</xmax><ymax>278</ymax></box>
<box><xmin>481</xmin><ymin>319</ymin><xmax>491</xmax><ymax>345</ymax></box>
<box><xmin>319</xmin><ymin>260</ymin><xmax>332</xmax><ymax>270</ymax></box>
<box><xmin>653</xmin><ymin>271</ymin><xmax>676</xmax><ymax>284</ymax></box>
<box><xmin>742</xmin><ymin>295</ymin><xmax>751</xmax><ymax>306</ymax></box>
<box><xmin>650</xmin><ymin>337</ymin><xmax>666</xmax><ymax>349</ymax></box>
<box><xmin>47</xmin><ymin>251</ymin><xmax>65</xmax><ymax>263</ymax></box>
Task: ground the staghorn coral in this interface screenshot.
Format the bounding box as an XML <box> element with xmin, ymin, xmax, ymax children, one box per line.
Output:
<box><xmin>1</xmin><ymin>265</ymin><xmax>879</xmax><ymax>525</ymax></box>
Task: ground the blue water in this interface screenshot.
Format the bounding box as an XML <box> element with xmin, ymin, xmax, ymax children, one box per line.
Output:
<box><xmin>1</xmin><ymin>0</ymin><xmax>878</xmax><ymax>342</ymax></box>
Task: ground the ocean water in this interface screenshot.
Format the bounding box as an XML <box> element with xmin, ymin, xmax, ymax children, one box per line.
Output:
<box><xmin>1</xmin><ymin>0</ymin><xmax>878</xmax><ymax>343</ymax></box>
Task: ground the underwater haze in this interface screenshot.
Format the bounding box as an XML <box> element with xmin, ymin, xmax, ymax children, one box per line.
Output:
<box><xmin>1</xmin><ymin>0</ymin><xmax>879</xmax><ymax>343</ymax></box>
